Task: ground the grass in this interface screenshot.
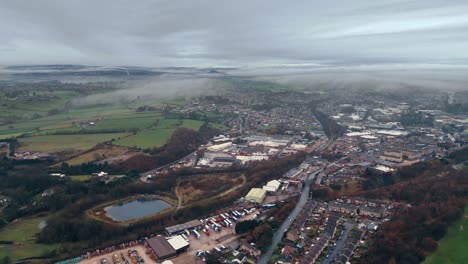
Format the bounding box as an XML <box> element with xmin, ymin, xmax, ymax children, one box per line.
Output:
<box><xmin>0</xmin><ymin>217</ymin><xmax>45</xmax><ymax>242</ymax></box>
<box><xmin>181</xmin><ymin>119</ymin><xmax>204</xmax><ymax>130</ymax></box>
<box><xmin>423</xmin><ymin>207</ymin><xmax>468</xmax><ymax>264</ymax></box>
<box><xmin>0</xmin><ymin>133</ymin><xmax>24</xmax><ymax>139</ymax></box>
<box><xmin>86</xmin><ymin>114</ymin><xmax>161</xmax><ymax>132</ymax></box>
<box><xmin>113</xmin><ymin>119</ymin><xmax>206</xmax><ymax>149</ymax></box>
<box><xmin>0</xmin><ymin>217</ymin><xmax>59</xmax><ymax>262</ymax></box>
<box><xmin>114</xmin><ymin>128</ymin><xmax>175</xmax><ymax>149</ymax></box>
<box><xmin>18</xmin><ymin>133</ymin><xmax>128</xmax><ymax>152</ymax></box>
<box><xmin>69</xmin><ymin>175</ymin><xmax>93</xmax><ymax>182</ymax></box>
<box><xmin>63</xmin><ymin>146</ymin><xmax>129</xmax><ymax>165</ymax></box>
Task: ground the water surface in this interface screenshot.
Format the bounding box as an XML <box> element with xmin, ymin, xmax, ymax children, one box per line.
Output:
<box><xmin>104</xmin><ymin>199</ymin><xmax>172</xmax><ymax>222</ymax></box>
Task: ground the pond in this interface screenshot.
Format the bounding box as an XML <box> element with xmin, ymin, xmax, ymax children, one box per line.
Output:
<box><xmin>104</xmin><ymin>199</ymin><xmax>172</xmax><ymax>222</ymax></box>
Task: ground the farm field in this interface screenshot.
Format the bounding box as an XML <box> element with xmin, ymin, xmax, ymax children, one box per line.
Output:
<box><xmin>423</xmin><ymin>207</ymin><xmax>468</xmax><ymax>264</ymax></box>
<box><xmin>0</xmin><ymin>217</ymin><xmax>59</xmax><ymax>262</ymax></box>
<box><xmin>69</xmin><ymin>175</ymin><xmax>93</xmax><ymax>182</ymax></box>
<box><xmin>113</xmin><ymin>119</ymin><xmax>207</xmax><ymax>149</ymax></box>
<box><xmin>113</xmin><ymin>128</ymin><xmax>174</xmax><ymax>149</ymax></box>
<box><xmin>63</xmin><ymin>145</ymin><xmax>129</xmax><ymax>165</ymax></box>
<box><xmin>0</xmin><ymin>101</ymin><xmax>157</xmax><ymax>136</ymax></box>
<box><xmin>18</xmin><ymin>133</ymin><xmax>128</xmax><ymax>152</ymax></box>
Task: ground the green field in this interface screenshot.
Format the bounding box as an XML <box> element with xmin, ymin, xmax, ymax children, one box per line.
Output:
<box><xmin>424</xmin><ymin>207</ymin><xmax>468</xmax><ymax>264</ymax></box>
<box><xmin>18</xmin><ymin>133</ymin><xmax>128</xmax><ymax>152</ymax></box>
<box><xmin>2</xmin><ymin>90</ymin><xmax>227</xmax><ymax>156</ymax></box>
<box><xmin>69</xmin><ymin>175</ymin><xmax>93</xmax><ymax>182</ymax></box>
<box><xmin>0</xmin><ymin>217</ymin><xmax>59</xmax><ymax>262</ymax></box>
<box><xmin>113</xmin><ymin>119</ymin><xmax>208</xmax><ymax>149</ymax></box>
<box><xmin>87</xmin><ymin>115</ymin><xmax>161</xmax><ymax>132</ymax></box>
<box><xmin>114</xmin><ymin>128</ymin><xmax>175</xmax><ymax>149</ymax></box>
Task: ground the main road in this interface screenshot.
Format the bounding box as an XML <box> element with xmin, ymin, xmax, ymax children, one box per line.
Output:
<box><xmin>257</xmin><ymin>169</ymin><xmax>321</xmax><ymax>264</ymax></box>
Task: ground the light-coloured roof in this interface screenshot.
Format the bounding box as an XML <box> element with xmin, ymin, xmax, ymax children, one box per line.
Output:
<box><xmin>167</xmin><ymin>235</ymin><xmax>189</xmax><ymax>251</ymax></box>
<box><xmin>373</xmin><ymin>165</ymin><xmax>395</xmax><ymax>172</ymax></box>
<box><xmin>266</xmin><ymin>180</ymin><xmax>281</xmax><ymax>188</ymax></box>
<box><xmin>246</xmin><ymin>188</ymin><xmax>267</xmax><ymax>199</ymax></box>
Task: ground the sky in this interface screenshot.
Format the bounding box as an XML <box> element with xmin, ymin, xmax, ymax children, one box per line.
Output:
<box><xmin>1</xmin><ymin>0</ymin><xmax>468</xmax><ymax>68</ymax></box>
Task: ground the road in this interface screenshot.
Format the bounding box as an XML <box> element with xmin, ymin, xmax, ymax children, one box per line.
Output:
<box><xmin>257</xmin><ymin>170</ymin><xmax>320</xmax><ymax>264</ymax></box>
<box><xmin>141</xmin><ymin>151</ymin><xmax>197</xmax><ymax>177</ymax></box>
<box><xmin>321</xmin><ymin>222</ymin><xmax>354</xmax><ymax>264</ymax></box>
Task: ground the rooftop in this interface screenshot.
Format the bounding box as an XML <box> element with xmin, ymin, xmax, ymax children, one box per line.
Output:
<box><xmin>146</xmin><ymin>236</ymin><xmax>176</xmax><ymax>259</ymax></box>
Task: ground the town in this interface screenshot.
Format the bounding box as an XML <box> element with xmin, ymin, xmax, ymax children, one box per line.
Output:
<box><xmin>12</xmin><ymin>84</ymin><xmax>460</xmax><ymax>264</ymax></box>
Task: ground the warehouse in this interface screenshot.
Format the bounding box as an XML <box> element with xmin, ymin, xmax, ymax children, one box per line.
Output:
<box><xmin>146</xmin><ymin>236</ymin><xmax>176</xmax><ymax>261</ymax></box>
<box><xmin>263</xmin><ymin>179</ymin><xmax>281</xmax><ymax>192</ymax></box>
<box><xmin>165</xmin><ymin>220</ymin><xmax>203</xmax><ymax>236</ymax></box>
<box><xmin>245</xmin><ymin>188</ymin><xmax>267</xmax><ymax>203</ymax></box>
<box><xmin>167</xmin><ymin>235</ymin><xmax>190</xmax><ymax>253</ymax></box>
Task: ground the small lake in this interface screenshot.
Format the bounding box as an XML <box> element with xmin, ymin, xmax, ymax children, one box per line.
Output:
<box><xmin>104</xmin><ymin>199</ymin><xmax>172</xmax><ymax>222</ymax></box>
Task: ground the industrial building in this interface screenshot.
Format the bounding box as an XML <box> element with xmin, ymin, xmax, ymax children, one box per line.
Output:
<box><xmin>263</xmin><ymin>179</ymin><xmax>281</xmax><ymax>192</ymax></box>
<box><xmin>207</xmin><ymin>142</ymin><xmax>233</xmax><ymax>151</ymax></box>
<box><xmin>245</xmin><ymin>188</ymin><xmax>267</xmax><ymax>203</ymax></box>
<box><xmin>164</xmin><ymin>220</ymin><xmax>203</xmax><ymax>236</ymax></box>
<box><xmin>167</xmin><ymin>235</ymin><xmax>190</xmax><ymax>253</ymax></box>
<box><xmin>146</xmin><ymin>236</ymin><xmax>177</xmax><ymax>261</ymax></box>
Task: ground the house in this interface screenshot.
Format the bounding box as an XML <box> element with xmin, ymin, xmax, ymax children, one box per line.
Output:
<box><xmin>239</xmin><ymin>241</ymin><xmax>261</xmax><ymax>257</ymax></box>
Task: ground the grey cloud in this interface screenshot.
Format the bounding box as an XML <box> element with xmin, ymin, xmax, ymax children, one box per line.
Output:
<box><xmin>0</xmin><ymin>0</ymin><xmax>467</xmax><ymax>67</ymax></box>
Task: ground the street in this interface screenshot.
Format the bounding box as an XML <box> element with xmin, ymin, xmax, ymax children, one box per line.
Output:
<box><xmin>257</xmin><ymin>170</ymin><xmax>320</xmax><ymax>264</ymax></box>
<box><xmin>322</xmin><ymin>222</ymin><xmax>354</xmax><ymax>264</ymax></box>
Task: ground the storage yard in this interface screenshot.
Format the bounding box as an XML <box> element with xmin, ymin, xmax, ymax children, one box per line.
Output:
<box><xmin>79</xmin><ymin>246</ymin><xmax>153</xmax><ymax>264</ymax></box>
<box><xmin>75</xmin><ymin>208</ymin><xmax>257</xmax><ymax>264</ymax></box>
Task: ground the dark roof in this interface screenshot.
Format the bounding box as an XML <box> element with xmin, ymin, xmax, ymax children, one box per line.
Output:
<box><xmin>146</xmin><ymin>236</ymin><xmax>176</xmax><ymax>259</ymax></box>
<box><xmin>164</xmin><ymin>220</ymin><xmax>202</xmax><ymax>235</ymax></box>
<box><xmin>335</xmin><ymin>254</ymin><xmax>348</xmax><ymax>264</ymax></box>
<box><xmin>213</xmin><ymin>157</ymin><xmax>236</xmax><ymax>163</ymax></box>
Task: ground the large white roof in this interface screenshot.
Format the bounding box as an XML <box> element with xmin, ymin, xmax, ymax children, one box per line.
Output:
<box><xmin>266</xmin><ymin>180</ymin><xmax>281</xmax><ymax>188</ymax></box>
<box><xmin>167</xmin><ymin>235</ymin><xmax>189</xmax><ymax>251</ymax></box>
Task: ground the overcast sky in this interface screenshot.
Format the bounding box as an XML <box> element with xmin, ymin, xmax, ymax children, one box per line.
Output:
<box><xmin>1</xmin><ymin>0</ymin><xmax>468</xmax><ymax>68</ymax></box>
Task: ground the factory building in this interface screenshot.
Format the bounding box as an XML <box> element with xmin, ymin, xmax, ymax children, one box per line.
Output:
<box><xmin>165</xmin><ymin>220</ymin><xmax>203</xmax><ymax>236</ymax></box>
<box><xmin>167</xmin><ymin>235</ymin><xmax>190</xmax><ymax>253</ymax></box>
<box><xmin>245</xmin><ymin>188</ymin><xmax>267</xmax><ymax>203</ymax></box>
<box><xmin>263</xmin><ymin>179</ymin><xmax>281</xmax><ymax>192</ymax></box>
<box><xmin>146</xmin><ymin>236</ymin><xmax>177</xmax><ymax>261</ymax></box>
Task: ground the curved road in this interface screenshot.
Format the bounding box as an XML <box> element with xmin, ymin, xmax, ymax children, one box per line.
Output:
<box><xmin>257</xmin><ymin>170</ymin><xmax>320</xmax><ymax>264</ymax></box>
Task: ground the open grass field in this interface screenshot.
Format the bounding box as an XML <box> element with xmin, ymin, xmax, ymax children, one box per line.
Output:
<box><xmin>423</xmin><ymin>207</ymin><xmax>468</xmax><ymax>264</ymax></box>
<box><xmin>0</xmin><ymin>133</ymin><xmax>23</xmax><ymax>140</ymax></box>
<box><xmin>0</xmin><ymin>102</ymin><xmax>152</xmax><ymax>136</ymax></box>
<box><xmin>33</xmin><ymin>111</ymin><xmax>162</xmax><ymax>135</ymax></box>
<box><xmin>87</xmin><ymin>115</ymin><xmax>160</xmax><ymax>132</ymax></box>
<box><xmin>69</xmin><ymin>175</ymin><xmax>93</xmax><ymax>182</ymax></box>
<box><xmin>113</xmin><ymin>128</ymin><xmax>174</xmax><ymax>149</ymax></box>
<box><xmin>0</xmin><ymin>217</ymin><xmax>59</xmax><ymax>262</ymax></box>
<box><xmin>18</xmin><ymin>133</ymin><xmax>128</xmax><ymax>152</ymax></box>
<box><xmin>63</xmin><ymin>145</ymin><xmax>129</xmax><ymax>165</ymax></box>
<box><xmin>113</xmin><ymin>119</ymin><xmax>209</xmax><ymax>149</ymax></box>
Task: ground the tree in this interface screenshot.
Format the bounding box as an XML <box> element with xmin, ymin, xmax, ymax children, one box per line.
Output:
<box><xmin>1</xmin><ymin>256</ymin><xmax>10</xmax><ymax>264</ymax></box>
<box><xmin>252</xmin><ymin>224</ymin><xmax>273</xmax><ymax>250</ymax></box>
<box><xmin>235</xmin><ymin>220</ymin><xmax>259</xmax><ymax>234</ymax></box>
